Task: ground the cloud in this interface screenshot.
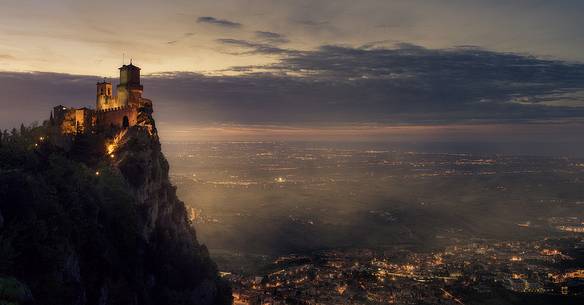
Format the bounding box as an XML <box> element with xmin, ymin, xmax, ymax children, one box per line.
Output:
<box><xmin>0</xmin><ymin>72</ymin><xmax>96</xmax><ymax>129</ymax></box>
<box><xmin>197</xmin><ymin>16</ymin><xmax>242</xmax><ymax>28</ymax></box>
<box><xmin>216</xmin><ymin>39</ymin><xmax>289</xmax><ymax>55</ymax></box>
<box><xmin>255</xmin><ymin>31</ymin><xmax>289</xmax><ymax>44</ymax></box>
<box><xmin>147</xmin><ymin>43</ymin><xmax>584</xmax><ymax>125</ymax></box>
<box><xmin>166</xmin><ymin>32</ymin><xmax>195</xmax><ymax>45</ymax></box>
<box><xmin>2</xmin><ymin>43</ymin><xmax>584</xmax><ymax>131</ymax></box>
<box><xmin>293</xmin><ymin>19</ymin><xmax>329</xmax><ymax>27</ymax></box>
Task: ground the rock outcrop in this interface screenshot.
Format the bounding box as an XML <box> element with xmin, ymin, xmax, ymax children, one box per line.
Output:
<box><xmin>114</xmin><ymin>126</ymin><xmax>232</xmax><ymax>304</ymax></box>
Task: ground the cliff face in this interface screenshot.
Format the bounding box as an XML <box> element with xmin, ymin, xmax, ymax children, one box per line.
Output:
<box><xmin>0</xmin><ymin>124</ymin><xmax>232</xmax><ymax>305</ymax></box>
<box><xmin>115</xmin><ymin>129</ymin><xmax>188</xmax><ymax>239</ymax></box>
<box><xmin>114</xmin><ymin>127</ymin><xmax>232</xmax><ymax>305</ymax></box>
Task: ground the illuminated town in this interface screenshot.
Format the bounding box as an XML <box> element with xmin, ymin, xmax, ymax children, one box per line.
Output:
<box><xmin>165</xmin><ymin>142</ymin><xmax>584</xmax><ymax>304</ymax></box>
<box><xmin>223</xmin><ymin>238</ymin><xmax>584</xmax><ymax>304</ymax></box>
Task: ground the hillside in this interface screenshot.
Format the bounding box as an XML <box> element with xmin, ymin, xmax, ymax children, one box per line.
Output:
<box><xmin>0</xmin><ymin>123</ymin><xmax>232</xmax><ymax>305</ymax></box>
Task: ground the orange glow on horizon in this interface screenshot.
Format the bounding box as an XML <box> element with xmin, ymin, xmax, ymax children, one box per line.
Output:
<box><xmin>156</xmin><ymin>121</ymin><xmax>584</xmax><ymax>142</ymax></box>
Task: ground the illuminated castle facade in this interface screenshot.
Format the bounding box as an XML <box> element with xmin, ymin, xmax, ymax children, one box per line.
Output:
<box><xmin>52</xmin><ymin>62</ymin><xmax>154</xmax><ymax>135</ymax></box>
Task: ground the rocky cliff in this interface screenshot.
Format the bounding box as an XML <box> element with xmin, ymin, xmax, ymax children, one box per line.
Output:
<box><xmin>0</xmin><ymin>123</ymin><xmax>232</xmax><ymax>305</ymax></box>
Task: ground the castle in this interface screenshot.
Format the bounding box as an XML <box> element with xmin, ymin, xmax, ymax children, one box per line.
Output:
<box><xmin>51</xmin><ymin>62</ymin><xmax>154</xmax><ymax>135</ymax></box>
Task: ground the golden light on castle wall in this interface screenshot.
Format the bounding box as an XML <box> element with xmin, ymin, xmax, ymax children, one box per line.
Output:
<box><xmin>105</xmin><ymin>129</ymin><xmax>127</xmax><ymax>155</ymax></box>
<box><xmin>106</xmin><ymin>143</ymin><xmax>117</xmax><ymax>155</ymax></box>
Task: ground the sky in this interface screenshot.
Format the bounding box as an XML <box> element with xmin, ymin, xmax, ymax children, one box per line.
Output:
<box><xmin>1</xmin><ymin>0</ymin><xmax>584</xmax><ymax>147</ymax></box>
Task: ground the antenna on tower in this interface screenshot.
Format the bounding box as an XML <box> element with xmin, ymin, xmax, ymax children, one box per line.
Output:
<box><xmin>130</xmin><ymin>58</ymin><xmax>133</xmax><ymax>65</ymax></box>
<box><xmin>122</xmin><ymin>53</ymin><xmax>125</xmax><ymax>65</ymax></box>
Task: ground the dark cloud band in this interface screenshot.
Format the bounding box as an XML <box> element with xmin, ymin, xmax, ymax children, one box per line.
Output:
<box><xmin>255</xmin><ymin>31</ymin><xmax>289</xmax><ymax>44</ymax></box>
<box><xmin>197</xmin><ymin>16</ymin><xmax>242</xmax><ymax>28</ymax></box>
<box><xmin>1</xmin><ymin>44</ymin><xmax>584</xmax><ymax>130</ymax></box>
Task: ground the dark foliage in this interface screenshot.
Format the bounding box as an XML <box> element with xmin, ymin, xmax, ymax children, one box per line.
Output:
<box><xmin>0</xmin><ymin>125</ymin><xmax>231</xmax><ymax>305</ymax></box>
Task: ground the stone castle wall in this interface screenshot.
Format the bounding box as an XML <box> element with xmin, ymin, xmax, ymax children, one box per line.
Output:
<box><xmin>96</xmin><ymin>106</ymin><xmax>139</xmax><ymax>129</ymax></box>
<box><xmin>53</xmin><ymin>106</ymin><xmax>95</xmax><ymax>135</ymax></box>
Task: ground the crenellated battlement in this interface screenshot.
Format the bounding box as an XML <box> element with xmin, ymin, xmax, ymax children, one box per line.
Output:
<box><xmin>96</xmin><ymin>105</ymin><xmax>133</xmax><ymax>113</ymax></box>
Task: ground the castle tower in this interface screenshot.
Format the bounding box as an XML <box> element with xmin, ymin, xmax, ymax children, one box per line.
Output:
<box><xmin>117</xmin><ymin>61</ymin><xmax>143</xmax><ymax>108</ymax></box>
<box><xmin>96</xmin><ymin>81</ymin><xmax>113</xmax><ymax>111</ymax></box>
